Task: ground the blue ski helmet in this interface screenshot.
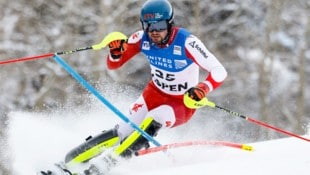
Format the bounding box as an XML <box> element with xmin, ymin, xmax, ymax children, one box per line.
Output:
<box><xmin>140</xmin><ymin>0</ymin><xmax>174</xmax><ymax>28</ymax></box>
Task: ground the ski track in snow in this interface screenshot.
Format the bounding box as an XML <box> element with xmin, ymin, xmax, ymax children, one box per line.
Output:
<box><xmin>6</xmin><ymin>111</ymin><xmax>310</xmax><ymax>175</ymax></box>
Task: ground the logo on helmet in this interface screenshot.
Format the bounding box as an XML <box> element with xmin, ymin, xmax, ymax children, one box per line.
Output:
<box><xmin>155</xmin><ymin>13</ymin><xmax>163</xmax><ymax>19</ymax></box>
<box><xmin>143</xmin><ymin>13</ymin><xmax>163</xmax><ymax>21</ymax></box>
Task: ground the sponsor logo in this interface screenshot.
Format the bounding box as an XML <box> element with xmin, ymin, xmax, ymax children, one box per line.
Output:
<box><xmin>148</xmin><ymin>56</ymin><xmax>173</xmax><ymax>69</ymax></box>
<box><xmin>143</xmin><ymin>13</ymin><xmax>163</xmax><ymax>20</ymax></box>
<box><xmin>188</xmin><ymin>41</ymin><xmax>208</xmax><ymax>59</ymax></box>
<box><xmin>173</xmin><ymin>45</ymin><xmax>182</xmax><ymax>55</ymax></box>
<box><xmin>174</xmin><ymin>59</ymin><xmax>187</xmax><ymax>69</ymax></box>
<box><xmin>142</xmin><ymin>41</ymin><xmax>150</xmax><ymax>50</ymax></box>
<box><xmin>143</xmin><ymin>13</ymin><xmax>155</xmax><ymax>20</ymax></box>
<box><xmin>155</xmin><ymin>13</ymin><xmax>163</xmax><ymax>19</ymax></box>
<box><xmin>132</xmin><ymin>103</ymin><xmax>143</xmax><ymax>112</ymax></box>
<box><xmin>132</xmin><ymin>32</ymin><xmax>139</xmax><ymax>39</ymax></box>
<box><xmin>148</xmin><ymin>56</ymin><xmax>188</xmax><ymax>70</ymax></box>
<box><xmin>165</xmin><ymin>121</ymin><xmax>172</xmax><ymax>127</ymax></box>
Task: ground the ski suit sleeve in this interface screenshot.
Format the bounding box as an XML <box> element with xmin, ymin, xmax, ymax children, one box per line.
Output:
<box><xmin>107</xmin><ymin>31</ymin><xmax>143</xmax><ymax>70</ymax></box>
<box><xmin>184</xmin><ymin>34</ymin><xmax>227</xmax><ymax>92</ymax></box>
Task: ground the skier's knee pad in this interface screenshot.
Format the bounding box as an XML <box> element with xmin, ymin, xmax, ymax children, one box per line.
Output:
<box><xmin>65</xmin><ymin>129</ymin><xmax>120</xmax><ymax>165</ymax></box>
<box><xmin>114</xmin><ymin>117</ymin><xmax>162</xmax><ymax>158</ymax></box>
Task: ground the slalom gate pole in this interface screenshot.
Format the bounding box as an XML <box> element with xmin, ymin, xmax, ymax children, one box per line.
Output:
<box><xmin>214</xmin><ymin>104</ymin><xmax>310</xmax><ymax>142</ymax></box>
<box><xmin>136</xmin><ymin>140</ymin><xmax>254</xmax><ymax>156</ymax></box>
<box><xmin>53</xmin><ymin>55</ymin><xmax>161</xmax><ymax>147</ymax></box>
<box><xmin>197</xmin><ymin>98</ymin><xmax>310</xmax><ymax>142</ymax></box>
<box><xmin>0</xmin><ymin>32</ymin><xmax>127</xmax><ymax>65</ymax></box>
<box><xmin>0</xmin><ymin>53</ymin><xmax>54</xmax><ymax>65</ymax></box>
<box><xmin>0</xmin><ymin>47</ymin><xmax>95</xmax><ymax>65</ymax></box>
<box><xmin>0</xmin><ymin>47</ymin><xmax>92</xmax><ymax>65</ymax></box>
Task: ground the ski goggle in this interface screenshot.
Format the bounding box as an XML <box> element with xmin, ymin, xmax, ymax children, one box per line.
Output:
<box><xmin>142</xmin><ymin>20</ymin><xmax>168</xmax><ymax>32</ymax></box>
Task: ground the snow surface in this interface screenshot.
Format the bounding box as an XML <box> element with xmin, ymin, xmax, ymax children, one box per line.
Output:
<box><xmin>7</xmin><ymin>110</ymin><xmax>310</xmax><ymax>175</ymax></box>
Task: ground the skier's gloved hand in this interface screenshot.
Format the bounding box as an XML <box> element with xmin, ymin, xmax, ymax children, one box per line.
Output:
<box><xmin>186</xmin><ymin>82</ymin><xmax>209</xmax><ymax>101</ymax></box>
<box><xmin>108</xmin><ymin>39</ymin><xmax>127</xmax><ymax>60</ymax></box>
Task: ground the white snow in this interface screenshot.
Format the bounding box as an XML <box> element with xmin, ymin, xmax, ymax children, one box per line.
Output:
<box><xmin>7</xmin><ymin>110</ymin><xmax>310</xmax><ymax>175</ymax></box>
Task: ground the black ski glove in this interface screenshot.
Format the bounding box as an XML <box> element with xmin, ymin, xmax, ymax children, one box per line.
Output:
<box><xmin>186</xmin><ymin>82</ymin><xmax>209</xmax><ymax>101</ymax></box>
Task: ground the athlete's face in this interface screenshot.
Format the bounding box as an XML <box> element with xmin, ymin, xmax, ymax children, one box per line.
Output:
<box><xmin>143</xmin><ymin>20</ymin><xmax>169</xmax><ymax>44</ymax></box>
<box><xmin>148</xmin><ymin>30</ymin><xmax>168</xmax><ymax>44</ymax></box>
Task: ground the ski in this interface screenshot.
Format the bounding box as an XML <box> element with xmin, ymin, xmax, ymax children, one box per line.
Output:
<box><xmin>39</xmin><ymin>150</ymin><xmax>120</xmax><ymax>175</ymax></box>
<box><xmin>39</xmin><ymin>163</ymin><xmax>102</xmax><ymax>175</ymax></box>
<box><xmin>38</xmin><ymin>140</ymin><xmax>253</xmax><ymax>175</ymax></box>
<box><xmin>38</xmin><ymin>162</ymin><xmax>75</xmax><ymax>175</ymax></box>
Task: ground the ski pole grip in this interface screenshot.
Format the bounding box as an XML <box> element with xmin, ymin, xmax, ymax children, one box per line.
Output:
<box><xmin>92</xmin><ymin>32</ymin><xmax>127</xmax><ymax>50</ymax></box>
<box><xmin>183</xmin><ymin>93</ymin><xmax>215</xmax><ymax>109</ymax></box>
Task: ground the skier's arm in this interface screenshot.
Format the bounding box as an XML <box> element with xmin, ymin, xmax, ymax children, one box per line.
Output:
<box><xmin>107</xmin><ymin>31</ymin><xmax>143</xmax><ymax>70</ymax></box>
<box><xmin>185</xmin><ymin>35</ymin><xmax>227</xmax><ymax>93</ymax></box>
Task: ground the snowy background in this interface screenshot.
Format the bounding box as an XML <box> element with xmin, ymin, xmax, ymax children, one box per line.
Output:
<box><xmin>1</xmin><ymin>0</ymin><xmax>310</xmax><ymax>174</ymax></box>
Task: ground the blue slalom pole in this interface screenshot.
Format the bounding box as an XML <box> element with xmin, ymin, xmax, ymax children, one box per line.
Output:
<box><xmin>53</xmin><ymin>55</ymin><xmax>161</xmax><ymax>147</ymax></box>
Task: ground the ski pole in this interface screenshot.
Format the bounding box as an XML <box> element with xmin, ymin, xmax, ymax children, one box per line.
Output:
<box><xmin>0</xmin><ymin>31</ymin><xmax>127</xmax><ymax>65</ymax></box>
<box><xmin>53</xmin><ymin>55</ymin><xmax>161</xmax><ymax>147</ymax></box>
<box><xmin>184</xmin><ymin>94</ymin><xmax>310</xmax><ymax>142</ymax></box>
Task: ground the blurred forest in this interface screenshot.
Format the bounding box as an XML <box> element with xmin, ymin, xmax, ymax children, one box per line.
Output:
<box><xmin>0</xmin><ymin>0</ymin><xmax>309</xmax><ymax>174</ymax></box>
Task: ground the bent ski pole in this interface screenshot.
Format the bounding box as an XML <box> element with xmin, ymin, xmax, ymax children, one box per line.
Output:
<box><xmin>0</xmin><ymin>32</ymin><xmax>127</xmax><ymax>65</ymax></box>
<box><xmin>53</xmin><ymin>55</ymin><xmax>161</xmax><ymax>147</ymax></box>
<box><xmin>184</xmin><ymin>94</ymin><xmax>310</xmax><ymax>142</ymax></box>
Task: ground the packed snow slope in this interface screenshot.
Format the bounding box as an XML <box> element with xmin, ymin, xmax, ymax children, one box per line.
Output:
<box><xmin>7</xmin><ymin>111</ymin><xmax>310</xmax><ymax>175</ymax></box>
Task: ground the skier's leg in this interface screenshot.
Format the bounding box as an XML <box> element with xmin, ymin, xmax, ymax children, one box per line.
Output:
<box><xmin>116</xmin><ymin>95</ymin><xmax>149</xmax><ymax>141</ymax></box>
<box><xmin>114</xmin><ymin>103</ymin><xmax>178</xmax><ymax>158</ymax></box>
<box><xmin>79</xmin><ymin>117</ymin><xmax>162</xmax><ymax>175</ymax></box>
<box><xmin>114</xmin><ymin>116</ymin><xmax>162</xmax><ymax>158</ymax></box>
<box><xmin>64</xmin><ymin>95</ymin><xmax>149</xmax><ymax>165</ymax></box>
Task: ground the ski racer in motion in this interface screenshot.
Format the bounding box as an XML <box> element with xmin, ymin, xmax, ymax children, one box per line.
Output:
<box><xmin>40</xmin><ymin>0</ymin><xmax>227</xmax><ymax>174</ymax></box>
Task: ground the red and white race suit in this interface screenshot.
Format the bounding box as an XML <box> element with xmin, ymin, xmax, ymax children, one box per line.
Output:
<box><xmin>106</xmin><ymin>27</ymin><xmax>227</xmax><ymax>139</ymax></box>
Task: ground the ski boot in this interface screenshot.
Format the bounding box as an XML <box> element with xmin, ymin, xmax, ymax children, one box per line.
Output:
<box><xmin>77</xmin><ymin>117</ymin><xmax>162</xmax><ymax>175</ymax></box>
<box><xmin>65</xmin><ymin>129</ymin><xmax>120</xmax><ymax>165</ymax></box>
<box><xmin>56</xmin><ymin>117</ymin><xmax>161</xmax><ymax>175</ymax></box>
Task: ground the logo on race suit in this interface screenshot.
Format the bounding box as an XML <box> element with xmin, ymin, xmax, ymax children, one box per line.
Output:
<box><xmin>148</xmin><ymin>56</ymin><xmax>189</xmax><ymax>70</ymax></box>
<box><xmin>131</xmin><ymin>103</ymin><xmax>144</xmax><ymax>112</ymax></box>
<box><xmin>165</xmin><ymin>121</ymin><xmax>172</xmax><ymax>127</ymax></box>
<box><xmin>188</xmin><ymin>41</ymin><xmax>208</xmax><ymax>59</ymax></box>
<box><xmin>173</xmin><ymin>45</ymin><xmax>182</xmax><ymax>55</ymax></box>
<box><xmin>132</xmin><ymin>32</ymin><xmax>140</xmax><ymax>39</ymax></box>
<box><xmin>174</xmin><ymin>59</ymin><xmax>187</xmax><ymax>69</ymax></box>
<box><xmin>148</xmin><ymin>56</ymin><xmax>173</xmax><ymax>69</ymax></box>
<box><xmin>142</xmin><ymin>41</ymin><xmax>150</xmax><ymax>50</ymax></box>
